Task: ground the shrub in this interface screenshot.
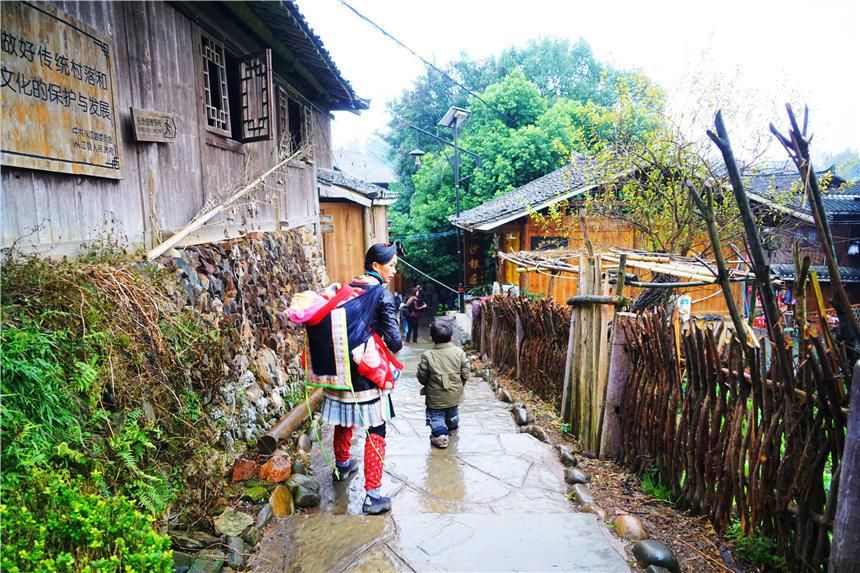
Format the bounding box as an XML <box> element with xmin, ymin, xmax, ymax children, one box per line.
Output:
<box><xmin>0</xmin><ymin>321</ymin><xmax>99</xmax><ymax>484</ymax></box>
<box><xmin>0</xmin><ymin>469</ymin><xmax>172</xmax><ymax>572</ymax></box>
<box><xmin>726</xmin><ymin>520</ymin><xmax>787</xmax><ymax>572</ymax></box>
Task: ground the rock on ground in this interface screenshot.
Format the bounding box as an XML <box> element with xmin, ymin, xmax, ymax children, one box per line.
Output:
<box><xmin>613</xmin><ymin>514</ymin><xmax>649</xmax><ymax>541</ymax></box>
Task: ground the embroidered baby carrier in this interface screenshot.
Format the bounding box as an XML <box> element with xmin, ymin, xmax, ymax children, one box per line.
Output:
<box><xmin>292</xmin><ymin>283</ymin><xmax>401</xmax><ymax>391</ymax></box>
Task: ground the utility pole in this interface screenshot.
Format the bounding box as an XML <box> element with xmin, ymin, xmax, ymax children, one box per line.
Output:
<box><xmin>452</xmin><ymin>116</ymin><xmax>464</xmax><ymax>313</ymax></box>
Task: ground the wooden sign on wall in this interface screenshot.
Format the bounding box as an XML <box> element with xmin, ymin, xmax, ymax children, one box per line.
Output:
<box><xmin>131</xmin><ymin>107</ymin><xmax>177</xmax><ymax>143</ymax></box>
<box><xmin>1</xmin><ymin>2</ymin><xmax>123</xmax><ymax>179</ymax></box>
<box><xmin>465</xmin><ymin>231</ymin><xmax>486</xmax><ymax>287</ymax></box>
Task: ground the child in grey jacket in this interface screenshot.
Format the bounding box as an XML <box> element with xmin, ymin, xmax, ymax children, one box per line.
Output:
<box><xmin>417</xmin><ymin>321</ymin><xmax>470</xmax><ymax>448</ymax></box>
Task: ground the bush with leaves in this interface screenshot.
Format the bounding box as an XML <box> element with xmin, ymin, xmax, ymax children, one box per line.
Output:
<box><xmin>1</xmin><ymin>252</ymin><xmax>230</xmax><ymax>569</ymax></box>
<box><xmin>0</xmin><ymin>469</ymin><xmax>172</xmax><ymax>573</ymax></box>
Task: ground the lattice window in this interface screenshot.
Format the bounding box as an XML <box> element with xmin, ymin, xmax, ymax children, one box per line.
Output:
<box><xmin>277</xmin><ymin>85</ymin><xmax>290</xmax><ymax>156</ymax></box>
<box><xmin>202</xmin><ymin>35</ymin><xmax>230</xmax><ymax>135</ymax></box>
<box><xmin>302</xmin><ymin>105</ymin><xmax>315</xmax><ymax>162</ymax></box>
<box><xmin>239</xmin><ymin>49</ymin><xmax>274</xmax><ymax>142</ymax></box>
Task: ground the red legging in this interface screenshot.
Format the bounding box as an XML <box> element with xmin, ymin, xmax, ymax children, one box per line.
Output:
<box><xmin>332</xmin><ymin>425</ymin><xmax>386</xmax><ymax>491</ymax></box>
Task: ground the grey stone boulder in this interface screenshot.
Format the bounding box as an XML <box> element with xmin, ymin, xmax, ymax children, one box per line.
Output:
<box><xmin>645</xmin><ymin>567</ymin><xmax>673</xmax><ymax>573</ymax></box>
<box><xmin>633</xmin><ymin>540</ymin><xmax>680</xmax><ymax>573</ymax></box>
<box><xmin>527</xmin><ymin>425</ymin><xmax>549</xmax><ymax>442</ymax></box>
<box><xmin>572</xmin><ymin>484</ymin><xmax>594</xmax><ymax>505</ymax></box>
<box><xmin>213</xmin><ymin>507</ymin><xmax>253</xmax><ymax>537</ymax></box>
<box><xmin>286</xmin><ymin>473</ymin><xmax>321</xmax><ymax>508</ymax></box>
<box><xmin>255</xmin><ymin>502</ymin><xmax>274</xmax><ymax>528</ymax></box>
<box><xmin>498</xmin><ymin>388</ymin><xmax>513</xmax><ymax>403</ymax></box>
<box><xmin>512</xmin><ymin>406</ymin><xmax>529</xmax><ymax>426</ymax></box>
<box><xmin>556</xmin><ymin>445</ymin><xmax>577</xmax><ymax>466</ymax></box>
<box><xmin>170</xmin><ymin>530</ymin><xmax>222</xmax><ymax>550</ymax></box>
<box><xmin>564</xmin><ymin>467</ymin><xmax>589</xmax><ymax>485</ymax></box>
<box><xmin>173</xmin><ymin>550</ymin><xmax>195</xmax><ymax>573</ymax></box>
<box><xmin>188</xmin><ymin>549</ymin><xmax>227</xmax><ymax>573</ymax></box>
<box><xmin>226</xmin><ymin>535</ymin><xmax>247</xmax><ymax>570</ymax></box>
<box><xmin>242</xmin><ymin>525</ymin><xmax>262</xmax><ymax>547</ymax></box>
<box><xmin>291</xmin><ymin>458</ymin><xmax>308</xmax><ymax>475</ymax></box>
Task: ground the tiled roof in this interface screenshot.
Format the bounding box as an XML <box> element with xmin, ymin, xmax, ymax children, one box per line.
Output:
<box><xmin>746</xmin><ymin>170</ymin><xmax>860</xmax><ymax>222</ymax></box>
<box><xmin>246</xmin><ymin>2</ymin><xmax>368</xmax><ymax>112</ymax></box>
<box><xmin>317</xmin><ymin>168</ymin><xmax>398</xmax><ymax>201</ymax></box>
<box><xmin>771</xmin><ymin>264</ymin><xmax>860</xmax><ymax>284</ymax></box>
<box><xmin>449</xmin><ymin>155</ymin><xmax>607</xmax><ymax>231</ymax></box>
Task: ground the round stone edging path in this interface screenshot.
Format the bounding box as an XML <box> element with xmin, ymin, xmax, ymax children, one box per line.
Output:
<box><xmin>486</xmin><ymin>361</ymin><xmax>682</xmax><ymax>573</ymax></box>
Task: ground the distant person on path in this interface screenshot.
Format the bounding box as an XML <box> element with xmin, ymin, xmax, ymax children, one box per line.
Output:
<box><xmin>404</xmin><ymin>286</ymin><xmax>427</xmax><ymax>343</ymax></box>
<box><xmin>314</xmin><ymin>243</ymin><xmax>403</xmax><ymax>514</ymax></box>
<box><xmin>417</xmin><ymin>321</ymin><xmax>470</xmax><ymax>449</ymax></box>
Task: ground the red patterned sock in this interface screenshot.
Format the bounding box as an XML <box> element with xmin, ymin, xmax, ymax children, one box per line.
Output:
<box><xmin>364</xmin><ymin>434</ymin><xmax>386</xmax><ymax>491</ymax></box>
<box><xmin>333</xmin><ymin>425</ymin><xmax>353</xmax><ymax>464</ymax></box>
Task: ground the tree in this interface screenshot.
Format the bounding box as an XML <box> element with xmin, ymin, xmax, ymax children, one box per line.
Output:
<box><xmin>392</xmin><ymin>70</ymin><xmax>637</xmax><ymax>281</ymax></box>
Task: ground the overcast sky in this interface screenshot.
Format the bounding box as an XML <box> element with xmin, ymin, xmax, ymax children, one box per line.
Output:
<box><xmin>298</xmin><ymin>0</ymin><xmax>859</xmax><ymax>161</ymax></box>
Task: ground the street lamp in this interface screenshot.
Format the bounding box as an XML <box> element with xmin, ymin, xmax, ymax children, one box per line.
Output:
<box><xmin>438</xmin><ymin>106</ymin><xmax>471</xmax><ymax>314</ymax></box>
<box><xmin>408</xmin><ymin>148</ymin><xmax>426</xmax><ymax>167</ymax></box>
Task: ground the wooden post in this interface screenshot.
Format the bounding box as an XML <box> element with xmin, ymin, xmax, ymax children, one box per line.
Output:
<box><xmin>829</xmin><ymin>362</ymin><xmax>860</xmax><ymax>573</ymax></box>
<box><xmin>561</xmin><ymin>305</ymin><xmax>576</xmax><ymax>422</ymax></box>
<box><xmin>600</xmin><ymin>312</ymin><xmax>635</xmax><ymax>459</ymax></box>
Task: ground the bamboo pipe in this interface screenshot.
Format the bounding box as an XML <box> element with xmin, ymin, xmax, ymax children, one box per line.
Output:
<box><xmin>258</xmin><ymin>388</ymin><xmax>324</xmax><ymax>454</ymax></box>
<box><xmin>602</xmin><ymin>256</ymin><xmax>717</xmax><ymax>283</ymax></box>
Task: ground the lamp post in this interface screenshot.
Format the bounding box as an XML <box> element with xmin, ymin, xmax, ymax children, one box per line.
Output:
<box><xmin>438</xmin><ymin>107</ymin><xmax>471</xmax><ymax>314</ymax></box>
<box><xmin>406</xmin><ymin>110</ymin><xmax>479</xmax><ymax>314</ymax></box>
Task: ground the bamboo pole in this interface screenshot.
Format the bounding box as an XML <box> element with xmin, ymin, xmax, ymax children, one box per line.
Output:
<box><xmin>258</xmin><ymin>388</ymin><xmax>323</xmax><ymax>454</ymax></box>
<box><xmin>146</xmin><ymin>147</ymin><xmax>303</xmax><ymax>261</ymax></box>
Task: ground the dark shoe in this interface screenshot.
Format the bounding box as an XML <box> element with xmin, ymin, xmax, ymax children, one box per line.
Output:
<box><xmin>363</xmin><ymin>492</ymin><xmax>392</xmax><ymax>514</ymax></box>
<box><xmin>448</xmin><ymin>428</ymin><xmax>459</xmax><ymax>437</ymax></box>
<box><xmin>333</xmin><ymin>459</ymin><xmax>359</xmax><ymax>481</ymax></box>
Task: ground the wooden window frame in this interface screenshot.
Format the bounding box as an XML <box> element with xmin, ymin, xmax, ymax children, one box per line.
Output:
<box><xmin>201</xmin><ymin>34</ymin><xmax>231</xmax><ymax>137</ymax></box>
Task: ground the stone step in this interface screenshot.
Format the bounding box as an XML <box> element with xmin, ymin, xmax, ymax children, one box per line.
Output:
<box><xmin>253</xmin><ymin>513</ymin><xmax>629</xmax><ymax>573</ymax></box>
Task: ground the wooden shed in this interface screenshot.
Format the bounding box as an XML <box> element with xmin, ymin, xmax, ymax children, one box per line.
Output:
<box><xmin>450</xmin><ymin>157</ymin><xmax>738</xmax><ymax>315</ymax></box>
<box><xmin>317</xmin><ymin>168</ymin><xmax>398</xmax><ymax>284</ymax></box>
<box><xmin>1</xmin><ymin>1</ymin><xmax>367</xmax><ymax>254</ymax></box>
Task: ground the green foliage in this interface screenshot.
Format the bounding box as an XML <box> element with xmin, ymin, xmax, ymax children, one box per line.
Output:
<box><xmin>726</xmin><ymin>520</ymin><xmax>787</xmax><ymax>572</ymax></box>
<box><xmin>579</xmin><ymin>74</ymin><xmax>743</xmax><ymax>257</ymax></box>
<box><xmin>387</xmin><ymin>39</ymin><xmax>663</xmax><ymax>284</ymax></box>
<box><xmin>0</xmin><ymin>321</ymin><xmax>99</xmax><ymax>482</ymax></box>
<box><xmin>639</xmin><ymin>468</ymin><xmax>675</xmax><ymax>504</ymax></box>
<box><xmin>1</xmin><ymin>252</ymin><xmax>229</xmax><ymax>568</ymax></box>
<box><xmin>0</xmin><ymin>469</ymin><xmax>172</xmax><ymax>573</ymax></box>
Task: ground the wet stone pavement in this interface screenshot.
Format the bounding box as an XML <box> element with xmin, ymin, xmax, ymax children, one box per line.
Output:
<box><xmin>249</xmin><ymin>341</ymin><xmax>629</xmax><ymax>572</ymax></box>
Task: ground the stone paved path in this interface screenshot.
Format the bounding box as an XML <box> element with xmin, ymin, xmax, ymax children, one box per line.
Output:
<box><xmin>250</xmin><ymin>341</ymin><xmax>629</xmax><ymax>572</ymax></box>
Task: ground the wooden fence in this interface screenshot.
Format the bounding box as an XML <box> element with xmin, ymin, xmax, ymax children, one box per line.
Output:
<box><xmin>619</xmin><ymin>309</ymin><xmax>846</xmax><ymax>571</ymax></box>
<box><xmin>472</xmin><ymin>296</ymin><xmax>570</xmax><ymax>404</ymax></box>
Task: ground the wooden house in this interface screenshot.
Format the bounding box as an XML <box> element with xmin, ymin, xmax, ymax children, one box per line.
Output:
<box><xmin>449</xmin><ymin>156</ymin><xmax>737</xmax><ymax>315</ymax></box>
<box><xmin>1</xmin><ymin>1</ymin><xmax>367</xmax><ymax>254</ymax></box>
<box><xmin>748</xmin><ymin>174</ymin><xmax>860</xmax><ymax>308</ymax></box>
<box><xmin>317</xmin><ymin>167</ymin><xmax>398</xmax><ymax>284</ymax></box>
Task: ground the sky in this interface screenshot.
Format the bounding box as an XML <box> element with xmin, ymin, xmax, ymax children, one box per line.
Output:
<box><xmin>298</xmin><ymin>0</ymin><xmax>859</xmax><ymax>163</ymax></box>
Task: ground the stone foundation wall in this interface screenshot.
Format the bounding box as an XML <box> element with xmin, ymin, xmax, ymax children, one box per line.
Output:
<box><xmin>163</xmin><ymin>228</ymin><xmax>327</xmax><ymax>451</ymax></box>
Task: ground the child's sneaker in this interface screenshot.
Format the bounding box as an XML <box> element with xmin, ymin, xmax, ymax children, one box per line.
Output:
<box><xmin>430</xmin><ymin>434</ymin><xmax>449</xmax><ymax>448</ymax></box>
<box><xmin>333</xmin><ymin>459</ymin><xmax>359</xmax><ymax>481</ymax></box>
<box><xmin>363</xmin><ymin>490</ymin><xmax>392</xmax><ymax>514</ymax></box>
<box><xmin>448</xmin><ymin>427</ymin><xmax>459</xmax><ymax>436</ymax></box>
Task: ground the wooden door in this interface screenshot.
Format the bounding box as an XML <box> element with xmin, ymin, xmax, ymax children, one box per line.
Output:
<box><xmin>321</xmin><ymin>202</ymin><xmax>365</xmax><ymax>285</ymax></box>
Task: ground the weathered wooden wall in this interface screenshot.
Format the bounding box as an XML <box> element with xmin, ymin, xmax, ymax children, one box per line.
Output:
<box><xmin>498</xmin><ymin>215</ymin><xmax>740</xmax><ymax>315</ymax></box>
<box><xmin>1</xmin><ymin>1</ymin><xmax>328</xmax><ymax>253</ymax></box>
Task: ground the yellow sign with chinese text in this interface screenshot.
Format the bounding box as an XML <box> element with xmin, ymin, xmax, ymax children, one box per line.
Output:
<box><xmin>1</xmin><ymin>2</ymin><xmax>122</xmax><ymax>179</ymax></box>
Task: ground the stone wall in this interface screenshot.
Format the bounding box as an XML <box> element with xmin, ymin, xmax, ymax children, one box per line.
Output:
<box><xmin>162</xmin><ymin>228</ymin><xmax>327</xmax><ymax>452</ymax></box>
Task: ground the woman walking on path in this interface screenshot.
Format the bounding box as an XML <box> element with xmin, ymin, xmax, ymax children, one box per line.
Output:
<box><xmin>315</xmin><ymin>243</ymin><xmax>403</xmax><ymax>514</ymax></box>
<box><xmin>404</xmin><ymin>286</ymin><xmax>427</xmax><ymax>343</ymax></box>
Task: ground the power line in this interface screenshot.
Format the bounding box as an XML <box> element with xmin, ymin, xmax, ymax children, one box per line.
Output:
<box><xmin>336</xmin><ymin>0</ymin><xmax>516</xmax><ymax>126</ymax></box>
<box><xmin>398</xmin><ymin>257</ymin><xmax>458</xmax><ymax>294</ymax></box>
